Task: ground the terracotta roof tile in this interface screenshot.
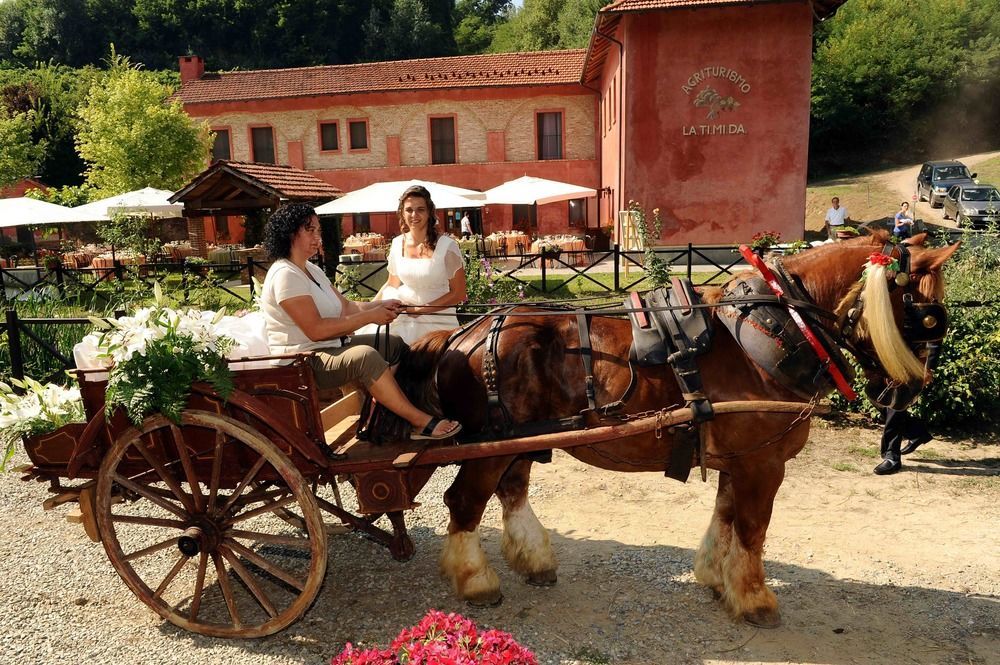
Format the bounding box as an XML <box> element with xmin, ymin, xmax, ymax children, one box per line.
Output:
<box><xmin>225</xmin><ymin>161</ymin><xmax>343</xmax><ymax>199</ymax></box>
<box><xmin>171</xmin><ymin>161</ymin><xmax>342</xmax><ymax>205</ymax></box>
<box><xmin>602</xmin><ymin>0</ymin><xmax>845</xmax><ymax>20</ymax></box>
<box><xmin>177</xmin><ymin>50</ymin><xmax>588</xmax><ymax>105</ymax></box>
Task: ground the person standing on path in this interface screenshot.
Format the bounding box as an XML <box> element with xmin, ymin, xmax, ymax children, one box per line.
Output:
<box><xmin>824</xmin><ymin>197</ymin><xmax>852</xmax><ymax>241</ymax></box>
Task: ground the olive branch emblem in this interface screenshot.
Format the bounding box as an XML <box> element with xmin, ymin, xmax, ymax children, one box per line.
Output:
<box><xmin>693</xmin><ymin>86</ymin><xmax>740</xmax><ymax>120</ymax></box>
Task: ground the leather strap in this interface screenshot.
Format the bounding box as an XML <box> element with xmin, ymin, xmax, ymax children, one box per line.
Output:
<box><xmin>576</xmin><ymin>311</ymin><xmax>597</xmax><ymax>413</ymax></box>
<box><xmin>740</xmin><ymin>245</ymin><xmax>857</xmax><ymax>400</ymax></box>
<box><xmin>482</xmin><ymin>312</ymin><xmax>513</xmax><ymax>434</ymax></box>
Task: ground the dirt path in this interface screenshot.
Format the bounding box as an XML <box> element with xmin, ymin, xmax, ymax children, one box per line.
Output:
<box><xmin>1</xmin><ymin>421</ymin><xmax>997</xmax><ymax>664</ymax></box>
<box><xmin>876</xmin><ymin>151</ymin><xmax>1000</xmax><ymax>227</ymax></box>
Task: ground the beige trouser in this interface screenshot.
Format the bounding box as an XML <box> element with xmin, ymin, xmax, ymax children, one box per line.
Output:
<box><xmin>308</xmin><ymin>332</ymin><xmax>407</xmax><ymax>391</ymax></box>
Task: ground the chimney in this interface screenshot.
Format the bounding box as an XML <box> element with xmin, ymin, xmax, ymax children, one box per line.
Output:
<box><xmin>179</xmin><ymin>55</ymin><xmax>205</xmax><ymax>84</ymax></box>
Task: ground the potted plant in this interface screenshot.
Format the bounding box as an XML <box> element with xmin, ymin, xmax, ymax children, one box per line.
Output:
<box><xmin>183</xmin><ymin>255</ymin><xmax>210</xmax><ymax>277</ymax></box>
<box><xmin>750</xmin><ymin>230</ymin><xmax>782</xmax><ymax>257</ymax></box>
<box><xmin>835</xmin><ymin>225</ymin><xmax>860</xmax><ymax>240</ymax></box>
<box><xmin>87</xmin><ymin>283</ymin><xmax>235</xmax><ymax>426</ymax></box>
<box><xmin>0</xmin><ymin>377</ymin><xmax>85</xmax><ymax>470</ymax></box>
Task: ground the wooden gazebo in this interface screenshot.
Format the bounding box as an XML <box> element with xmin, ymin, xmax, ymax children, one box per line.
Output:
<box><xmin>169</xmin><ymin>161</ymin><xmax>342</xmax><ymax>256</ymax></box>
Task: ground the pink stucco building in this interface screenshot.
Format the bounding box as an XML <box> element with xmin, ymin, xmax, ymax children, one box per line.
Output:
<box><xmin>174</xmin><ymin>0</ymin><xmax>845</xmax><ymax>244</ymax></box>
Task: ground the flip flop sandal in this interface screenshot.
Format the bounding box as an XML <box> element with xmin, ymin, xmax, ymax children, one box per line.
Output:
<box><xmin>412</xmin><ymin>417</ymin><xmax>462</xmax><ymax>441</ymax></box>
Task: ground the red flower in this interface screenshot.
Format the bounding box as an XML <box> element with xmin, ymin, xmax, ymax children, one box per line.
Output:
<box><xmin>334</xmin><ymin>610</ymin><xmax>537</xmax><ymax>665</ymax></box>
<box><xmin>867</xmin><ymin>252</ymin><xmax>895</xmax><ymax>267</ymax></box>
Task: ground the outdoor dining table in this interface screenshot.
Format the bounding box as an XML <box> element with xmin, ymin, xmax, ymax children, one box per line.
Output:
<box><xmin>487</xmin><ymin>232</ymin><xmax>529</xmax><ymax>256</ymax></box>
<box><xmin>89</xmin><ymin>253</ymin><xmax>145</xmax><ymax>279</ymax></box>
<box><xmin>531</xmin><ymin>237</ymin><xmax>587</xmax><ymax>267</ymax></box>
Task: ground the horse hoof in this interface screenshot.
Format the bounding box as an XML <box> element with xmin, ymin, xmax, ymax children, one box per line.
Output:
<box><xmin>526</xmin><ymin>570</ymin><xmax>557</xmax><ymax>587</ymax></box>
<box><xmin>466</xmin><ymin>592</ymin><xmax>504</xmax><ymax>608</ymax></box>
<box><xmin>743</xmin><ymin>608</ymin><xmax>782</xmax><ymax>629</ymax></box>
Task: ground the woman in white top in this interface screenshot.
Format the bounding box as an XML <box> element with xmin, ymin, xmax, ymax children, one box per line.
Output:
<box><xmin>259</xmin><ymin>203</ymin><xmax>461</xmax><ymax>440</ymax></box>
<box><xmin>358</xmin><ymin>185</ymin><xmax>467</xmax><ymax>344</ymax></box>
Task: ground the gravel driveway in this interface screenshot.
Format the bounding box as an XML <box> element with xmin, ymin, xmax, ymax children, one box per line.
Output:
<box><xmin>1</xmin><ymin>422</ymin><xmax>997</xmax><ymax>665</ymax></box>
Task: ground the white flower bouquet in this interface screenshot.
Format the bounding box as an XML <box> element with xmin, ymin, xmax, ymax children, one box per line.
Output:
<box><xmin>88</xmin><ymin>284</ymin><xmax>236</xmax><ymax>426</ymax></box>
<box><xmin>0</xmin><ymin>377</ymin><xmax>85</xmax><ymax>469</ymax></box>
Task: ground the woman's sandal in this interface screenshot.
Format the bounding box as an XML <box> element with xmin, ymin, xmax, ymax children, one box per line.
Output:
<box><xmin>411</xmin><ymin>417</ymin><xmax>462</xmax><ymax>441</ymax></box>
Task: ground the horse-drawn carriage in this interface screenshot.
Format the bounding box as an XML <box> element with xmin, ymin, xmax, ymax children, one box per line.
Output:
<box><xmin>16</xmin><ymin>235</ymin><xmax>958</xmax><ymax>637</ymax></box>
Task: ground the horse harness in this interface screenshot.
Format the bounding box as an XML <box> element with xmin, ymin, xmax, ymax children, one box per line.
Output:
<box><xmin>452</xmin><ymin>241</ymin><xmax>950</xmax><ymax>480</ymax></box>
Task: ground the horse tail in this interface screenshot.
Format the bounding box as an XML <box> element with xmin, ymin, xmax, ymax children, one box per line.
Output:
<box><xmin>362</xmin><ymin>329</ymin><xmax>453</xmax><ymax>444</ymax></box>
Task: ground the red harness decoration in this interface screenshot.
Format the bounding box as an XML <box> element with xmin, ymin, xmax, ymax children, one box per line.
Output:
<box><xmin>739</xmin><ymin>245</ymin><xmax>858</xmax><ymax>400</ymax></box>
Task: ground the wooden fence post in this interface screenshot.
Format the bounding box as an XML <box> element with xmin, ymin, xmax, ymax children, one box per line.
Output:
<box><xmin>613</xmin><ymin>244</ymin><xmax>620</xmax><ymax>292</ymax></box>
<box><xmin>5</xmin><ymin>308</ymin><xmax>24</xmax><ymax>383</ymax></box>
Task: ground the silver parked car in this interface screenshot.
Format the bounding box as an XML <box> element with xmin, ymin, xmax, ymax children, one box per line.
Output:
<box><xmin>942</xmin><ymin>184</ymin><xmax>1000</xmax><ymax>229</ymax></box>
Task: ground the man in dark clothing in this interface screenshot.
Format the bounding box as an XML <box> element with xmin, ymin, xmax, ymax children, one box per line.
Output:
<box><xmin>874</xmin><ymin>408</ymin><xmax>933</xmax><ymax>475</ymax></box>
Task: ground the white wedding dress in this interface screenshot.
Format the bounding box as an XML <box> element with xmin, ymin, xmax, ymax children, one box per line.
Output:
<box><xmin>356</xmin><ymin>234</ymin><xmax>463</xmax><ymax>344</ymax></box>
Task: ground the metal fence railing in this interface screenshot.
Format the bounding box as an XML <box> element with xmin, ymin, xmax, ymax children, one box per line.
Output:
<box><xmin>2</xmin><ymin>243</ymin><xmax>748</xmax><ymax>384</ymax></box>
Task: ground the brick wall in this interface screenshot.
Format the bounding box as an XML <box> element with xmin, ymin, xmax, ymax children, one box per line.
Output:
<box><xmin>201</xmin><ymin>92</ymin><xmax>595</xmax><ymax>171</ymax></box>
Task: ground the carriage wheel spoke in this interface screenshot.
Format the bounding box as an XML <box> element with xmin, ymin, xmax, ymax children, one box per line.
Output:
<box><xmin>206</xmin><ymin>430</ymin><xmax>225</xmax><ymax>515</ymax></box>
<box><xmin>226</xmin><ymin>494</ymin><xmax>297</xmax><ymax>527</ymax></box>
<box><xmin>124</xmin><ymin>536</ymin><xmax>180</xmax><ymax>562</ymax></box>
<box><xmin>154</xmin><ymin>554</ymin><xmax>190</xmax><ymax>599</ymax></box>
<box><xmin>220</xmin><ymin>456</ymin><xmax>268</xmax><ymax>516</ymax></box>
<box><xmin>113</xmin><ymin>473</ymin><xmax>189</xmax><ymax>520</ymax></box>
<box><xmin>133</xmin><ymin>440</ymin><xmax>196</xmax><ymax>513</ymax></box>
<box><xmin>112</xmin><ymin>514</ymin><xmax>187</xmax><ymax>529</ymax></box>
<box><xmin>233</xmin><ymin>485</ymin><xmax>289</xmax><ymax>509</ymax></box>
<box><xmin>212</xmin><ymin>551</ymin><xmax>242</xmax><ymax>628</ymax></box>
<box><xmin>226</xmin><ymin>529</ymin><xmax>312</xmax><ymax>548</ymax></box>
<box><xmin>225</xmin><ymin>539</ymin><xmax>304</xmax><ymax>591</ymax></box>
<box><xmin>188</xmin><ymin>551</ymin><xmax>208</xmax><ymax>621</ymax></box>
<box><xmin>221</xmin><ymin>547</ymin><xmax>279</xmax><ymax>618</ymax></box>
<box><xmin>169</xmin><ymin>424</ymin><xmax>204</xmax><ymax>514</ymax></box>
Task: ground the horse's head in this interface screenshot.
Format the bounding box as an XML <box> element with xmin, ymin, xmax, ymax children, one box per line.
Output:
<box><xmin>790</xmin><ymin>232</ymin><xmax>960</xmax><ymax>410</ymax></box>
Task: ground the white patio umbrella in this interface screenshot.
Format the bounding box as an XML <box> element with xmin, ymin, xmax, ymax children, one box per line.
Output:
<box><xmin>63</xmin><ymin>187</ymin><xmax>183</xmax><ymax>222</ymax></box>
<box><xmin>315</xmin><ymin>180</ymin><xmax>485</xmax><ymax>215</ymax></box>
<box><xmin>0</xmin><ymin>197</ymin><xmax>77</xmax><ymax>228</ymax></box>
<box><xmin>483</xmin><ymin>175</ymin><xmax>597</xmax><ymax>206</ymax></box>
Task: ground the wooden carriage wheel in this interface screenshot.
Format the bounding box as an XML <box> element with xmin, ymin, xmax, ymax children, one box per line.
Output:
<box><xmin>95</xmin><ymin>410</ymin><xmax>328</xmax><ymax>638</ymax></box>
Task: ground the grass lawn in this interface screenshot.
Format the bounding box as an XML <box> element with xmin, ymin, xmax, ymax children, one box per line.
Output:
<box><xmin>971</xmin><ymin>154</ymin><xmax>1000</xmax><ymax>186</ymax></box>
<box><xmin>805</xmin><ymin>176</ymin><xmax>899</xmax><ymax>237</ymax></box>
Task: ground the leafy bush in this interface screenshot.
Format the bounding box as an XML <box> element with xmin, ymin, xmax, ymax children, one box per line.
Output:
<box><xmin>626</xmin><ymin>201</ymin><xmax>670</xmax><ymax>288</ymax></box>
<box><xmin>463</xmin><ymin>252</ymin><xmax>524</xmax><ymax>306</ymax></box>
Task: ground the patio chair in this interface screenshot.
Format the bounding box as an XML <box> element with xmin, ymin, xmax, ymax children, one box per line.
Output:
<box><xmin>497</xmin><ymin>237</ymin><xmax>508</xmax><ymax>258</ymax></box>
<box><xmin>583</xmin><ymin>235</ymin><xmax>596</xmax><ymax>264</ymax></box>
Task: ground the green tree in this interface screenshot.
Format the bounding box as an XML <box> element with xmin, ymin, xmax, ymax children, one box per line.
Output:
<box><xmin>810</xmin><ymin>0</ymin><xmax>1000</xmax><ymax>174</ymax></box>
<box><xmin>489</xmin><ymin>0</ymin><xmax>605</xmax><ymax>52</ymax></box>
<box><xmin>75</xmin><ymin>51</ymin><xmax>211</xmax><ymax>195</ymax></box>
<box><xmin>454</xmin><ymin>0</ymin><xmax>512</xmax><ymax>54</ymax></box>
<box><xmin>362</xmin><ymin>0</ymin><xmax>449</xmax><ymax>62</ymax></box>
<box><xmin>0</xmin><ymin>108</ymin><xmax>45</xmax><ymax>188</ymax></box>
<box><xmin>0</xmin><ymin>64</ymin><xmax>102</xmax><ymax>187</ymax></box>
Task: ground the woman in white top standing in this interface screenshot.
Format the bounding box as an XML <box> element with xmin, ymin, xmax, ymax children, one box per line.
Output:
<box><xmin>359</xmin><ymin>185</ymin><xmax>467</xmax><ymax>344</ymax></box>
<box><xmin>259</xmin><ymin>203</ymin><xmax>461</xmax><ymax>440</ymax></box>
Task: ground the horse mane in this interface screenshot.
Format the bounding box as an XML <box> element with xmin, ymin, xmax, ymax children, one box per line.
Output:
<box><xmin>855</xmin><ymin>262</ymin><xmax>927</xmax><ymax>383</ymax></box>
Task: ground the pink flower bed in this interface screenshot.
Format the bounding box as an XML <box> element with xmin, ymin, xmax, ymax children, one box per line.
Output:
<box><xmin>331</xmin><ymin>610</ymin><xmax>537</xmax><ymax>665</ymax></box>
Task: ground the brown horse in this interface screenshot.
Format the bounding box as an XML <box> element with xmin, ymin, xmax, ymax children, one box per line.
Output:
<box><xmin>386</xmin><ymin>232</ymin><xmax>959</xmax><ymax>627</ymax></box>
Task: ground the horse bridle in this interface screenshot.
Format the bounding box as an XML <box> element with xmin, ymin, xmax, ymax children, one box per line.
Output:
<box><xmin>837</xmin><ymin>242</ymin><xmax>949</xmax><ymax>410</ymax></box>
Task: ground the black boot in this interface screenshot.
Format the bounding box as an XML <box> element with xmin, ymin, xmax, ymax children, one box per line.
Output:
<box><xmin>900</xmin><ymin>434</ymin><xmax>932</xmax><ymax>455</ymax></box>
<box><xmin>874</xmin><ymin>457</ymin><xmax>901</xmax><ymax>475</ymax></box>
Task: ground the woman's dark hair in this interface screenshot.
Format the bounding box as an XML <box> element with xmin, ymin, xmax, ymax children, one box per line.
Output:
<box><xmin>397</xmin><ymin>185</ymin><xmax>439</xmax><ymax>250</ymax></box>
<box><xmin>263</xmin><ymin>203</ymin><xmax>317</xmax><ymax>259</ymax></box>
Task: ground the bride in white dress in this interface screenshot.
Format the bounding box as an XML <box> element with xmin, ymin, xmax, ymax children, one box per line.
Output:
<box><xmin>357</xmin><ymin>185</ymin><xmax>467</xmax><ymax>344</ymax></box>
